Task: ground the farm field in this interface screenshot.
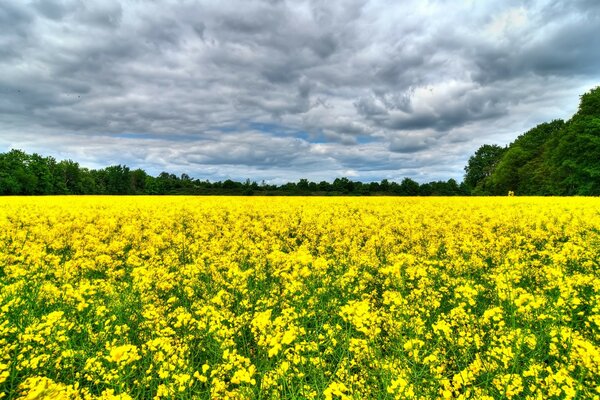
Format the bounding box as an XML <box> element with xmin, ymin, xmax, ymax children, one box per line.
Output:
<box><xmin>1</xmin><ymin>196</ymin><xmax>600</xmax><ymax>399</ymax></box>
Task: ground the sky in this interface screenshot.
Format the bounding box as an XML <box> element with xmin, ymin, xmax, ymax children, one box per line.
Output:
<box><xmin>1</xmin><ymin>0</ymin><xmax>599</xmax><ymax>183</ymax></box>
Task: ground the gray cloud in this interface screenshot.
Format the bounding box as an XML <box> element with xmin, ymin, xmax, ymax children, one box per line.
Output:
<box><xmin>0</xmin><ymin>0</ymin><xmax>599</xmax><ymax>183</ymax></box>
<box><xmin>466</xmin><ymin>2</ymin><xmax>600</xmax><ymax>83</ymax></box>
<box><xmin>389</xmin><ymin>134</ymin><xmax>435</xmax><ymax>154</ymax></box>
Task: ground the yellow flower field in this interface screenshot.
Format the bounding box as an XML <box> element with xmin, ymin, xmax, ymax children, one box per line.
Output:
<box><xmin>1</xmin><ymin>196</ymin><xmax>600</xmax><ymax>399</ymax></box>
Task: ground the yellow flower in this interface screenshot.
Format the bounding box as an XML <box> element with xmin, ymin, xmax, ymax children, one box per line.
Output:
<box><xmin>107</xmin><ymin>345</ymin><xmax>140</xmax><ymax>366</ymax></box>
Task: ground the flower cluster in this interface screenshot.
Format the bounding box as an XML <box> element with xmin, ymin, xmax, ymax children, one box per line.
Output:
<box><xmin>1</xmin><ymin>196</ymin><xmax>600</xmax><ymax>399</ymax></box>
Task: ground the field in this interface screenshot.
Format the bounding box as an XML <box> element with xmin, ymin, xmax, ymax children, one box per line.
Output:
<box><xmin>1</xmin><ymin>196</ymin><xmax>600</xmax><ymax>399</ymax></box>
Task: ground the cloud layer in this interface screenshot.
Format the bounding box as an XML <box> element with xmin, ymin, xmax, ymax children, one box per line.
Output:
<box><xmin>1</xmin><ymin>0</ymin><xmax>599</xmax><ymax>182</ymax></box>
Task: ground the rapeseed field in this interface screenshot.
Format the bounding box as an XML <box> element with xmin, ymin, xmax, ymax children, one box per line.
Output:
<box><xmin>1</xmin><ymin>196</ymin><xmax>599</xmax><ymax>399</ymax></box>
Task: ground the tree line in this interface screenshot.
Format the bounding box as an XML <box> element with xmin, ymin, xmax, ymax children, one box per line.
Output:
<box><xmin>0</xmin><ymin>149</ymin><xmax>468</xmax><ymax>196</ymax></box>
<box><xmin>464</xmin><ymin>86</ymin><xmax>600</xmax><ymax>195</ymax></box>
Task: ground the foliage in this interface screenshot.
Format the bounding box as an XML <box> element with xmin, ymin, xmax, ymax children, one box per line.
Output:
<box><xmin>463</xmin><ymin>145</ymin><xmax>506</xmax><ymax>193</ymax></box>
<box><xmin>0</xmin><ymin>150</ymin><xmax>465</xmax><ymax>196</ymax></box>
<box><xmin>1</xmin><ymin>196</ymin><xmax>600</xmax><ymax>399</ymax></box>
<box><xmin>489</xmin><ymin>120</ymin><xmax>564</xmax><ymax>195</ymax></box>
<box><xmin>466</xmin><ymin>86</ymin><xmax>600</xmax><ymax>195</ymax></box>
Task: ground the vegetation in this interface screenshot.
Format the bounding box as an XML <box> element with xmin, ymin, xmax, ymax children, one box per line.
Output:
<box><xmin>466</xmin><ymin>86</ymin><xmax>600</xmax><ymax>195</ymax></box>
<box><xmin>2</xmin><ymin>196</ymin><xmax>600</xmax><ymax>399</ymax></box>
<box><xmin>0</xmin><ymin>150</ymin><xmax>467</xmax><ymax>196</ymax></box>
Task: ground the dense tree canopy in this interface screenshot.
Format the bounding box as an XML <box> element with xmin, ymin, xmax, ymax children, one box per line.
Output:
<box><xmin>0</xmin><ymin>149</ymin><xmax>467</xmax><ymax>196</ymax></box>
<box><xmin>467</xmin><ymin>86</ymin><xmax>600</xmax><ymax>196</ymax></box>
<box><xmin>463</xmin><ymin>144</ymin><xmax>506</xmax><ymax>193</ymax></box>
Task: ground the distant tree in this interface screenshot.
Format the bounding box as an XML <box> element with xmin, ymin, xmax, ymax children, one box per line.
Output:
<box><xmin>379</xmin><ymin>179</ymin><xmax>390</xmax><ymax>192</ymax></box>
<box><xmin>446</xmin><ymin>179</ymin><xmax>460</xmax><ymax>195</ymax></box>
<box><xmin>399</xmin><ymin>178</ymin><xmax>420</xmax><ymax>196</ymax></box>
<box><xmin>280</xmin><ymin>182</ymin><xmax>297</xmax><ymax>192</ymax></box>
<box><xmin>551</xmin><ymin>116</ymin><xmax>600</xmax><ymax>194</ymax></box>
<box><xmin>354</xmin><ymin>181</ymin><xmax>370</xmax><ymax>195</ymax></box>
<box><xmin>318</xmin><ymin>181</ymin><xmax>331</xmax><ymax>192</ymax></box>
<box><xmin>577</xmin><ymin>87</ymin><xmax>600</xmax><ymax>117</ymax></box>
<box><xmin>419</xmin><ymin>183</ymin><xmax>433</xmax><ymax>196</ymax></box>
<box><xmin>90</xmin><ymin>169</ymin><xmax>108</xmax><ymax>194</ymax></box>
<box><xmin>222</xmin><ymin>179</ymin><xmax>239</xmax><ymax>190</ymax></box>
<box><xmin>333</xmin><ymin>177</ymin><xmax>353</xmax><ymax>194</ymax></box>
<box><xmin>131</xmin><ymin>169</ymin><xmax>148</xmax><ymax>194</ymax></box>
<box><xmin>50</xmin><ymin>160</ymin><xmax>68</xmax><ymax>194</ymax></box>
<box><xmin>241</xmin><ymin>179</ymin><xmax>254</xmax><ymax>195</ymax></box>
<box><xmin>0</xmin><ymin>150</ymin><xmax>32</xmax><ymax>194</ymax></box>
<box><xmin>79</xmin><ymin>168</ymin><xmax>98</xmax><ymax>194</ymax></box>
<box><xmin>45</xmin><ymin>158</ymin><xmax>84</xmax><ymax>194</ymax></box>
<box><xmin>105</xmin><ymin>165</ymin><xmax>131</xmax><ymax>194</ymax></box>
<box><xmin>553</xmin><ymin>87</ymin><xmax>600</xmax><ymax>195</ymax></box>
<box><xmin>464</xmin><ymin>144</ymin><xmax>506</xmax><ymax>194</ymax></box>
<box><xmin>490</xmin><ymin>120</ymin><xmax>564</xmax><ymax>195</ymax></box>
<box><xmin>29</xmin><ymin>153</ymin><xmax>54</xmax><ymax>194</ymax></box>
<box><xmin>297</xmin><ymin>178</ymin><xmax>309</xmax><ymax>192</ymax></box>
<box><xmin>155</xmin><ymin>172</ymin><xmax>180</xmax><ymax>193</ymax></box>
<box><xmin>464</xmin><ymin>86</ymin><xmax>600</xmax><ymax>196</ymax></box>
<box><xmin>369</xmin><ymin>181</ymin><xmax>380</xmax><ymax>193</ymax></box>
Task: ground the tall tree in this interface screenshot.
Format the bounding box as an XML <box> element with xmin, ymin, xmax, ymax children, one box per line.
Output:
<box><xmin>465</xmin><ymin>86</ymin><xmax>600</xmax><ymax>196</ymax></box>
<box><xmin>399</xmin><ymin>177</ymin><xmax>420</xmax><ymax>195</ymax></box>
<box><xmin>464</xmin><ymin>144</ymin><xmax>506</xmax><ymax>194</ymax></box>
<box><xmin>131</xmin><ymin>169</ymin><xmax>148</xmax><ymax>194</ymax></box>
<box><xmin>29</xmin><ymin>153</ymin><xmax>54</xmax><ymax>194</ymax></box>
<box><xmin>0</xmin><ymin>150</ymin><xmax>34</xmax><ymax>194</ymax></box>
<box><xmin>105</xmin><ymin>165</ymin><xmax>131</xmax><ymax>194</ymax></box>
<box><xmin>490</xmin><ymin>120</ymin><xmax>564</xmax><ymax>195</ymax></box>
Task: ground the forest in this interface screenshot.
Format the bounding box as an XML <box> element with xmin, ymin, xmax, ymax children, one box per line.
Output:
<box><xmin>464</xmin><ymin>86</ymin><xmax>600</xmax><ymax>195</ymax></box>
<box><xmin>1</xmin><ymin>87</ymin><xmax>598</xmax><ymax>196</ymax></box>
<box><xmin>0</xmin><ymin>148</ymin><xmax>466</xmax><ymax>196</ymax></box>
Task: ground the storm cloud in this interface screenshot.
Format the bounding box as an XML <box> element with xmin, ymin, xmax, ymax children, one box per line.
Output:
<box><xmin>1</xmin><ymin>0</ymin><xmax>598</xmax><ymax>182</ymax></box>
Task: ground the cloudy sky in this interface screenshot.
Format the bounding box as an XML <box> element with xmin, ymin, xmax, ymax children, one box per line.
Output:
<box><xmin>1</xmin><ymin>0</ymin><xmax>599</xmax><ymax>183</ymax></box>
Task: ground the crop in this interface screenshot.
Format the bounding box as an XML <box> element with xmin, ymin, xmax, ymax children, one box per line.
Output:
<box><xmin>1</xmin><ymin>196</ymin><xmax>600</xmax><ymax>399</ymax></box>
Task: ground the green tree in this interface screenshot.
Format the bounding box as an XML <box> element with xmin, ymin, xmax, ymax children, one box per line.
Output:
<box><xmin>379</xmin><ymin>179</ymin><xmax>390</xmax><ymax>192</ymax></box>
<box><xmin>464</xmin><ymin>144</ymin><xmax>506</xmax><ymax>194</ymax></box>
<box><xmin>60</xmin><ymin>160</ymin><xmax>83</xmax><ymax>194</ymax></box>
<box><xmin>577</xmin><ymin>87</ymin><xmax>600</xmax><ymax>117</ymax></box>
<box><xmin>79</xmin><ymin>168</ymin><xmax>99</xmax><ymax>194</ymax></box>
<box><xmin>490</xmin><ymin>120</ymin><xmax>564</xmax><ymax>195</ymax></box>
<box><xmin>105</xmin><ymin>165</ymin><xmax>131</xmax><ymax>194</ymax></box>
<box><xmin>297</xmin><ymin>178</ymin><xmax>309</xmax><ymax>192</ymax></box>
<box><xmin>318</xmin><ymin>181</ymin><xmax>331</xmax><ymax>192</ymax></box>
<box><xmin>399</xmin><ymin>177</ymin><xmax>420</xmax><ymax>195</ymax></box>
<box><xmin>550</xmin><ymin>87</ymin><xmax>600</xmax><ymax>195</ymax></box>
<box><xmin>0</xmin><ymin>149</ymin><xmax>39</xmax><ymax>195</ymax></box>
<box><xmin>551</xmin><ymin>118</ymin><xmax>600</xmax><ymax>195</ymax></box>
<box><xmin>28</xmin><ymin>153</ymin><xmax>54</xmax><ymax>194</ymax></box>
<box><xmin>131</xmin><ymin>169</ymin><xmax>148</xmax><ymax>194</ymax></box>
<box><xmin>333</xmin><ymin>177</ymin><xmax>353</xmax><ymax>194</ymax></box>
<box><xmin>469</xmin><ymin>86</ymin><xmax>600</xmax><ymax>196</ymax></box>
